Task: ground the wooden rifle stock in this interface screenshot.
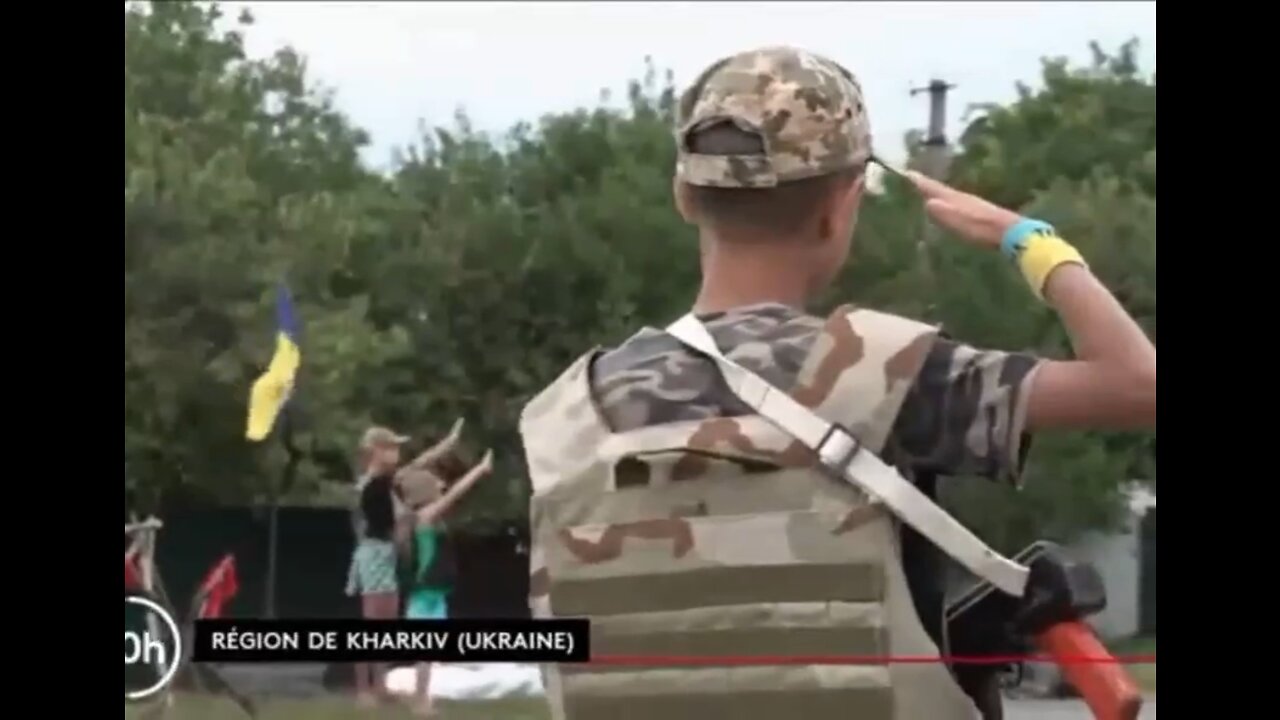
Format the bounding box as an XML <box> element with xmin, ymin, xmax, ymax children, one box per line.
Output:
<box><xmin>1036</xmin><ymin>621</ymin><xmax>1143</xmax><ymax>720</ymax></box>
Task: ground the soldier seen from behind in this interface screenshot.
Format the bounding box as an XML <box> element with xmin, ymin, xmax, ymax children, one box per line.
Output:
<box><xmin>519</xmin><ymin>46</ymin><xmax>1155</xmax><ymax>720</ymax></box>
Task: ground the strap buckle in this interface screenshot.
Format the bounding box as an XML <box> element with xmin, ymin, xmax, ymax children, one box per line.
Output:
<box><xmin>816</xmin><ymin>423</ymin><xmax>862</xmax><ymax>477</ymax></box>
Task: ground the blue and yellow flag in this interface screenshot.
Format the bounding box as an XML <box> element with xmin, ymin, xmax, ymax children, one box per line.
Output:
<box><xmin>246</xmin><ymin>285</ymin><xmax>301</xmax><ymax>442</ymax></box>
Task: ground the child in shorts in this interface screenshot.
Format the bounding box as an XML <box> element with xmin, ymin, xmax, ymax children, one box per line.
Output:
<box><xmin>394</xmin><ymin>432</ymin><xmax>493</xmax><ymax>718</ymax></box>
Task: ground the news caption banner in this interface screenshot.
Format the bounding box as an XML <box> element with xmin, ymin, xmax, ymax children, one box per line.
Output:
<box><xmin>192</xmin><ymin>618</ymin><xmax>590</xmax><ymax>664</ymax></box>
<box><xmin>124</xmin><ymin>595</ymin><xmax>184</xmax><ymax>701</ymax></box>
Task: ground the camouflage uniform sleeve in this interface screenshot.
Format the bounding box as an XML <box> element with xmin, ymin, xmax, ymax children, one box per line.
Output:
<box><xmin>889</xmin><ymin>338</ymin><xmax>1042</xmax><ymax>485</ymax></box>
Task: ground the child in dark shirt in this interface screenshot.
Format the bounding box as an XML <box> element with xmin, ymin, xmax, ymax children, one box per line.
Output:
<box><xmin>347</xmin><ymin>426</ymin><xmax>407</xmax><ymax>707</ymax></box>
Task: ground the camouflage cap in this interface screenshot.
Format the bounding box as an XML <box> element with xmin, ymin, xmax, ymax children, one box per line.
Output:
<box><xmin>360</xmin><ymin>425</ymin><xmax>409</xmax><ymax>449</ymax></box>
<box><xmin>675</xmin><ymin>46</ymin><xmax>872</xmax><ymax>189</ymax></box>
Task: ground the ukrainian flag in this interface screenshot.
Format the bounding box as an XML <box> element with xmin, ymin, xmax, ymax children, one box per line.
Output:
<box><xmin>246</xmin><ymin>285</ymin><xmax>301</xmax><ymax>442</ymax></box>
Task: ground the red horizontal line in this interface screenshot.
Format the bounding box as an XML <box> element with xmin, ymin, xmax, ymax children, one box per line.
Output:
<box><xmin>589</xmin><ymin>654</ymin><xmax>1157</xmax><ymax>666</ymax></box>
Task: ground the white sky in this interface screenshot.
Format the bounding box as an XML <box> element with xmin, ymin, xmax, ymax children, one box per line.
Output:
<box><xmin>225</xmin><ymin>1</ymin><xmax>1156</xmax><ymax>170</ymax></box>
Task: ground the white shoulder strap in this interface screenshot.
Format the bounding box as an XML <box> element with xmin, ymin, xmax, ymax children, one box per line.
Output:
<box><xmin>665</xmin><ymin>313</ymin><xmax>1030</xmax><ymax>598</ymax></box>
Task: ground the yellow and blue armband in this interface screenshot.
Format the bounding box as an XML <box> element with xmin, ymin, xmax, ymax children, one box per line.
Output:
<box><xmin>1001</xmin><ymin>218</ymin><xmax>1087</xmax><ymax>300</ymax></box>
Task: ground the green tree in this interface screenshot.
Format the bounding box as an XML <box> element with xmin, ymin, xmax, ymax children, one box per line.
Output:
<box><xmin>949</xmin><ymin>39</ymin><xmax>1156</xmax><ymax>209</ymax></box>
<box><xmin>125</xmin><ymin>1</ymin><xmax>409</xmax><ymax>509</ymax></box>
<box><xmin>379</xmin><ymin>63</ymin><xmax>689</xmax><ymax>525</ymax></box>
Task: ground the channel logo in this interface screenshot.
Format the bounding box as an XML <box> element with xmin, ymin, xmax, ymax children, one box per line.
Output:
<box><xmin>124</xmin><ymin>595</ymin><xmax>182</xmax><ymax>701</ymax></box>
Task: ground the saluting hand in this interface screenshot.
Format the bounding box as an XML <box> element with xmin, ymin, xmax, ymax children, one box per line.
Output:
<box><xmin>475</xmin><ymin>450</ymin><xmax>494</xmax><ymax>476</ymax></box>
<box><xmin>905</xmin><ymin>171</ymin><xmax>1021</xmax><ymax>250</ymax></box>
<box><xmin>444</xmin><ymin>417</ymin><xmax>465</xmax><ymax>444</ymax></box>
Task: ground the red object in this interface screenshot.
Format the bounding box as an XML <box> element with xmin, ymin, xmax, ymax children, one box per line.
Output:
<box><xmin>124</xmin><ymin>551</ymin><xmax>142</xmax><ymax>591</ymax></box>
<box><xmin>587</xmin><ymin>653</ymin><xmax>1154</xmax><ymax>666</ymax></box>
<box><xmin>1036</xmin><ymin>621</ymin><xmax>1144</xmax><ymax>720</ymax></box>
<box><xmin>198</xmin><ymin>554</ymin><xmax>240</xmax><ymax>619</ymax></box>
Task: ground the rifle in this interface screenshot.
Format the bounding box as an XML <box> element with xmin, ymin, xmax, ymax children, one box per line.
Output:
<box><xmin>945</xmin><ymin>542</ymin><xmax>1143</xmax><ymax>720</ymax></box>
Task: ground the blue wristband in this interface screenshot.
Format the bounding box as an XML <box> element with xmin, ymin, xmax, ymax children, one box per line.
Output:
<box><xmin>1001</xmin><ymin>218</ymin><xmax>1056</xmax><ymax>260</ymax></box>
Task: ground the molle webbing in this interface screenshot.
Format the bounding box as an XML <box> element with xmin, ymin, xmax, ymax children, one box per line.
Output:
<box><xmin>542</xmin><ymin>507</ymin><xmax>895</xmax><ymax>718</ymax></box>
<box><xmin>550</xmin><ymin>562</ymin><xmax>883</xmax><ymax>616</ymax></box>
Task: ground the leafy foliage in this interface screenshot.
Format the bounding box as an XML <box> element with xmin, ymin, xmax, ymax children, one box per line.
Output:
<box><xmin>125</xmin><ymin>1</ymin><xmax>1155</xmax><ymax>541</ymax></box>
<box><xmin>950</xmin><ymin>39</ymin><xmax>1156</xmax><ymax>210</ymax></box>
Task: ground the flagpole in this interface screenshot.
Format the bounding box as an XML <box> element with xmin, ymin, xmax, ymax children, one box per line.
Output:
<box><xmin>265</xmin><ymin>409</ymin><xmax>301</xmax><ymax>619</ymax></box>
<box><xmin>264</xmin><ymin>505</ymin><xmax>279</xmax><ymax>618</ymax></box>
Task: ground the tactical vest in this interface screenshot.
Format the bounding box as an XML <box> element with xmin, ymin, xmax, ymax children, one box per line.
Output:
<box><xmin>520</xmin><ymin>307</ymin><xmax>981</xmax><ymax>720</ymax></box>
